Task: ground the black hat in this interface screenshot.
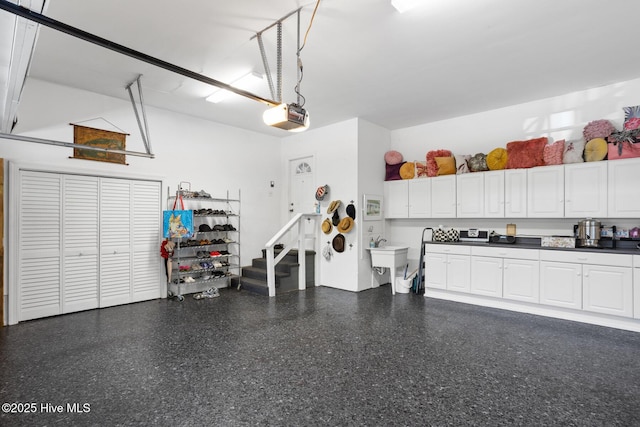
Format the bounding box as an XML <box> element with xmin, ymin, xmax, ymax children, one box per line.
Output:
<box><xmin>332</xmin><ymin>210</ymin><xmax>340</xmax><ymax>226</ymax></box>
<box><xmin>332</xmin><ymin>234</ymin><xmax>345</xmax><ymax>253</ymax></box>
<box><xmin>198</xmin><ymin>224</ymin><xmax>212</xmax><ymax>232</ymax></box>
<box><xmin>346</xmin><ymin>203</ymin><xmax>356</xmax><ymax>220</ymax></box>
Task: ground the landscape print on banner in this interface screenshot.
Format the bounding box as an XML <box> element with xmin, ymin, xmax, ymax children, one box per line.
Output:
<box><xmin>72</xmin><ymin>124</ymin><xmax>128</xmax><ymax>165</ymax></box>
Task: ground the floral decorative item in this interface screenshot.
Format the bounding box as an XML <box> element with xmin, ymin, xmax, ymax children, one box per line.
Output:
<box><xmin>415</xmin><ymin>161</ymin><xmax>428</xmax><ymax>178</ymax></box>
<box><xmin>583</xmin><ymin>119</ymin><xmax>615</xmax><ymax>141</ymax></box>
<box><xmin>623</xmin><ymin>105</ymin><xmax>640</xmax><ymax>130</ymax></box>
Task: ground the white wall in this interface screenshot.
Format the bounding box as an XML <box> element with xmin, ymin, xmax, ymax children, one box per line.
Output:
<box><xmin>357</xmin><ymin>120</ymin><xmax>390</xmax><ymax>290</ymax></box>
<box><xmin>281</xmin><ymin>119</ymin><xmax>360</xmax><ymax>291</ymax></box>
<box><xmin>386</xmin><ymin>77</ymin><xmax>640</xmax><ymax>266</ymax></box>
<box><xmin>1</xmin><ymin>79</ymin><xmax>283</xmax><ymax>275</ymax></box>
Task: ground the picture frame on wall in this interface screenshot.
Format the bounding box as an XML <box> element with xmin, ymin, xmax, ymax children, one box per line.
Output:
<box><xmin>363</xmin><ymin>194</ymin><xmax>382</xmax><ymax>221</ymax></box>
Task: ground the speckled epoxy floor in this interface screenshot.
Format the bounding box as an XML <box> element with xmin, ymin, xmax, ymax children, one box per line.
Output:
<box><xmin>1</xmin><ymin>286</ymin><xmax>640</xmax><ymax>426</ymax></box>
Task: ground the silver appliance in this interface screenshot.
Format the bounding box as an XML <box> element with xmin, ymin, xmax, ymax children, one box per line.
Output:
<box><xmin>575</xmin><ymin>218</ymin><xmax>601</xmax><ymax>248</ymax></box>
<box><xmin>459</xmin><ymin>229</ymin><xmax>490</xmax><ymax>243</ymax></box>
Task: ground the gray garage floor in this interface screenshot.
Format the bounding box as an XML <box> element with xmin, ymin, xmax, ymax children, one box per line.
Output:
<box><xmin>1</xmin><ymin>286</ymin><xmax>639</xmax><ymax>426</ymax></box>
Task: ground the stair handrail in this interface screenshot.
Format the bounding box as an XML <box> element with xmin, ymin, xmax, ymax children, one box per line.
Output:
<box><xmin>265</xmin><ymin>212</ymin><xmax>320</xmax><ymax>296</ymax></box>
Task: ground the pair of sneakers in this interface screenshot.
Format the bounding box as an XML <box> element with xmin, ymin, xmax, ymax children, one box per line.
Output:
<box><xmin>193</xmin><ymin>288</ymin><xmax>220</xmax><ymax>299</ymax></box>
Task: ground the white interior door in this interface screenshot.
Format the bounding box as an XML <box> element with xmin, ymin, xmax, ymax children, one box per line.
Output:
<box><xmin>99</xmin><ymin>178</ymin><xmax>132</xmax><ymax>307</ymax></box>
<box><xmin>18</xmin><ymin>171</ymin><xmax>62</xmax><ymax>321</ymax></box>
<box><xmin>62</xmin><ymin>175</ymin><xmax>99</xmax><ymax>313</ymax></box>
<box><xmin>289</xmin><ymin>156</ymin><xmax>315</xmax><ymax>216</ymax></box>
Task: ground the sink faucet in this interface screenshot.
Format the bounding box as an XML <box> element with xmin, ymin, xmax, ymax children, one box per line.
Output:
<box><xmin>375</xmin><ymin>236</ymin><xmax>387</xmax><ymax>247</ymax></box>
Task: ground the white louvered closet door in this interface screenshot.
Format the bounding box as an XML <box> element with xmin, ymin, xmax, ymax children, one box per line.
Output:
<box><xmin>100</xmin><ymin>178</ymin><xmax>133</xmax><ymax>307</ymax></box>
<box><xmin>132</xmin><ymin>180</ymin><xmax>162</xmax><ymax>301</ymax></box>
<box><xmin>62</xmin><ymin>175</ymin><xmax>99</xmax><ymax>313</ymax></box>
<box><xmin>18</xmin><ymin>171</ymin><xmax>62</xmax><ymax>321</ymax></box>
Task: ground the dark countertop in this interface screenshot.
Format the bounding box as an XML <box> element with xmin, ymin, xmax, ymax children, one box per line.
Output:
<box><xmin>424</xmin><ymin>237</ymin><xmax>640</xmax><ymax>255</ymax></box>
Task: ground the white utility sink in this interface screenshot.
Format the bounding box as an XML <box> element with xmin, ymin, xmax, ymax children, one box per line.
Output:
<box><xmin>367</xmin><ymin>246</ymin><xmax>409</xmax><ymax>295</ymax></box>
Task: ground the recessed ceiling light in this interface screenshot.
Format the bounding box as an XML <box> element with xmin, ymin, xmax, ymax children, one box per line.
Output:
<box><xmin>391</xmin><ymin>0</ymin><xmax>421</xmax><ymax>13</ymax></box>
<box><xmin>205</xmin><ymin>71</ymin><xmax>264</xmax><ymax>103</ymax></box>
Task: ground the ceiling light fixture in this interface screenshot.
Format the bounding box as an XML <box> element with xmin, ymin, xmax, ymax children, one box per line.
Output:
<box><xmin>205</xmin><ymin>71</ymin><xmax>264</xmax><ymax>104</ymax></box>
<box><xmin>262</xmin><ymin>103</ymin><xmax>309</xmax><ymax>132</ymax></box>
<box><xmin>391</xmin><ymin>0</ymin><xmax>421</xmax><ymax>13</ymax></box>
<box><xmin>255</xmin><ymin>1</ymin><xmax>320</xmax><ymax>133</ymax></box>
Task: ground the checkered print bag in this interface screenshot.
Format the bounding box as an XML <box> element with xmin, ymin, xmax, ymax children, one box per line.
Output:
<box><xmin>432</xmin><ymin>227</ymin><xmax>460</xmax><ymax>242</ymax></box>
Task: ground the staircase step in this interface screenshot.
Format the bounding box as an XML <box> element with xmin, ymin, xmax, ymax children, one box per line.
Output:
<box><xmin>261</xmin><ymin>248</ymin><xmax>316</xmax><ymax>260</ymax></box>
<box><xmin>239</xmin><ymin>277</ymin><xmax>270</xmax><ymax>296</ymax></box>
<box><xmin>242</xmin><ymin>266</ymin><xmax>290</xmax><ymax>282</ymax></box>
<box><xmin>251</xmin><ymin>258</ymin><xmax>296</xmax><ymax>273</ymax></box>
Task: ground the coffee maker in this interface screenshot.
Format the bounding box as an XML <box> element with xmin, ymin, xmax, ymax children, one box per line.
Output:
<box><xmin>573</xmin><ymin>218</ymin><xmax>602</xmax><ymax>248</ymax></box>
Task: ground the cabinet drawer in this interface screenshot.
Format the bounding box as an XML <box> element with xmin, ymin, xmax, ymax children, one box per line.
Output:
<box><xmin>539</xmin><ymin>250</ymin><xmax>632</xmax><ymax>267</ymax></box>
<box><xmin>471</xmin><ymin>246</ymin><xmax>539</xmax><ymax>260</ymax></box>
<box><xmin>425</xmin><ymin>243</ymin><xmax>471</xmax><ymax>255</ymax></box>
<box><xmin>634</xmin><ymin>255</ymin><xmax>640</xmax><ymax>268</ymax></box>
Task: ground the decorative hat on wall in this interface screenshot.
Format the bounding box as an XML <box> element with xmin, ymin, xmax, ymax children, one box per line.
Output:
<box><xmin>321</xmin><ymin>218</ymin><xmax>333</xmax><ymax>234</ymax></box>
<box><xmin>315</xmin><ymin>185</ymin><xmax>329</xmax><ymax>201</ymax></box>
<box><xmin>346</xmin><ymin>202</ymin><xmax>356</xmax><ymax>219</ymax></box>
<box><xmin>327</xmin><ymin>200</ymin><xmax>341</xmax><ymax>214</ymax></box>
<box><xmin>332</xmin><ymin>234</ymin><xmax>345</xmax><ymax>253</ymax></box>
<box><xmin>332</xmin><ymin>210</ymin><xmax>340</xmax><ymax>226</ymax></box>
<box><xmin>337</xmin><ymin>217</ymin><xmax>354</xmax><ymax>233</ymax></box>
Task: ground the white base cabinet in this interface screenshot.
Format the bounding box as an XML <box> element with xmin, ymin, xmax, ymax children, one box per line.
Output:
<box><xmin>582</xmin><ymin>265</ymin><xmax>633</xmax><ymax>317</ymax></box>
<box><xmin>424</xmin><ymin>244</ymin><xmax>470</xmax><ymax>292</ymax></box>
<box><xmin>470</xmin><ymin>256</ymin><xmax>503</xmax><ymax>297</ymax></box>
<box><xmin>426</xmin><ymin>243</ymin><xmax>639</xmax><ymax>332</ymax></box>
<box><xmin>539</xmin><ymin>261</ymin><xmax>582</xmax><ymax>310</ymax></box>
<box><xmin>539</xmin><ymin>250</ymin><xmax>633</xmax><ymax>315</ymax></box>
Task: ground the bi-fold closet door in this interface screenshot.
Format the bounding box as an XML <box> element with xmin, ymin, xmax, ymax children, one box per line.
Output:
<box><xmin>17</xmin><ymin>170</ymin><xmax>161</xmax><ymax>322</ymax></box>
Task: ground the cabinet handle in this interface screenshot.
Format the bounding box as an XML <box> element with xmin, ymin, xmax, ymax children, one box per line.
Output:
<box><xmin>577</xmin><ymin>257</ymin><xmax>587</xmax><ymax>261</ymax></box>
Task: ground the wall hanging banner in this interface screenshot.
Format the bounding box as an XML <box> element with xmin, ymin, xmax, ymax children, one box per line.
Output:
<box><xmin>72</xmin><ymin>124</ymin><xmax>128</xmax><ymax>164</ymax></box>
<box><xmin>163</xmin><ymin>194</ymin><xmax>193</xmax><ymax>238</ymax></box>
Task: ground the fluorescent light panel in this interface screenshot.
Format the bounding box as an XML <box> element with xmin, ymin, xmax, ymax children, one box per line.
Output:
<box><xmin>206</xmin><ymin>71</ymin><xmax>263</xmax><ymax>103</ymax></box>
<box><xmin>391</xmin><ymin>0</ymin><xmax>421</xmax><ymax>13</ymax></box>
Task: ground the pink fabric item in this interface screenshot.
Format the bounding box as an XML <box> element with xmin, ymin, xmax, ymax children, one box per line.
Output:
<box><xmin>608</xmin><ymin>141</ymin><xmax>640</xmax><ymax>160</ymax></box>
<box><xmin>506</xmin><ymin>137</ymin><xmax>548</xmax><ymax>169</ymax></box>
<box><xmin>543</xmin><ymin>140</ymin><xmax>564</xmax><ymax>165</ymax></box>
<box><xmin>384</xmin><ymin>150</ymin><xmax>403</xmax><ymax>165</ymax></box>
<box><xmin>426</xmin><ymin>149</ymin><xmax>453</xmax><ymax>177</ymax></box>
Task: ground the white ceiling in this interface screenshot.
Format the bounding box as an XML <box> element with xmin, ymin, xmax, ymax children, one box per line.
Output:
<box><xmin>5</xmin><ymin>0</ymin><xmax>640</xmax><ymax>137</ymax></box>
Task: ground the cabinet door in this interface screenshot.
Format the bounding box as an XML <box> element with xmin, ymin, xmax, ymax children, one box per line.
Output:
<box><xmin>431</xmin><ymin>175</ymin><xmax>457</xmax><ymax>218</ymax></box>
<box><xmin>539</xmin><ymin>261</ymin><xmax>582</xmax><ymax>309</ymax></box>
<box><xmin>583</xmin><ymin>265</ymin><xmax>633</xmax><ymax>317</ymax></box>
<box><xmin>635</xmin><ymin>267</ymin><xmax>640</xmax><ymax>320</ymax></box>
<box><xmin>505</xmin><ymin>169</ymin><xmax>527</xmax><ymax>218</ymax></box>
<box><xmin>425</xmin><ymin>252</ymin><xmax>447</xmax><ymax>289</ymax></box>
<box><xmin>608</xmin><ymin>158</ymin><xmax>640</xmax><ymax>217</ymax></box>
<box><xmin>564</xmin><ymin>162</ymin><xmax>607</xmax><ymax>218</ymax></box>
<box><xmin>384</xmin><ymin>180</ymin><xmax>408</xmax><ymax>218</ymax></box>
<box><xmin>503</xmin><ymin>258</ymin><xmax>539</xmax><ymax>303</ymax></box>
<box><xmin>484</xmin><ymin>170</ymin><xmax>505</xmax><ymax>218</ymax></box>
<box><xmin>408</xmin><ymin>179</ymin><xmax>431</xmax><ymax>218</ymax></box>
<box><xmin>470</xmin><ymin>256</ymin><xmax>502</xmax><ymax>297</ymax></box>
<box><xmin>527</xmin><ymin>165</ymin><xmax>564</xmax><ymax>217</ymax></box>
<box><xmin>447</xmin><ymin>254</ymin><xmax>471</xmax><ymax>292</ymax></box>
<box><xmin>456</xmin><ymin>173</ymin><xmax>484</xmax><ymax>218</ymax></box>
